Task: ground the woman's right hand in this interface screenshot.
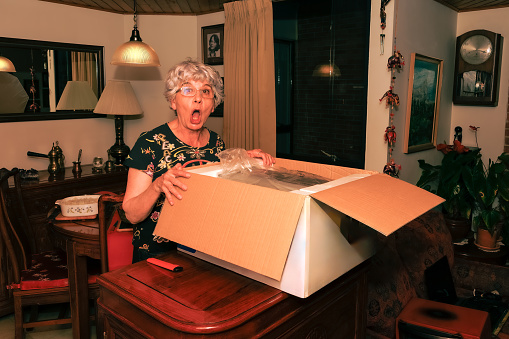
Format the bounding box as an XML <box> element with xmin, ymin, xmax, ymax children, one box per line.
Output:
<box><xmin>153</xmin><ymin>163</ymin><xmax>191</xmax><ymax>205</ymax></box>
<box><xmin>123</xmin><ymin>164</ymin><xmax>191</xmax><ymax>224</ymax></box>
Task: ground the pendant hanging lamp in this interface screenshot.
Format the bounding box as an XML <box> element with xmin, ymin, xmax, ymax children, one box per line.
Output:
<box><xmin>111</xmin><ymin>0</ymin><xmax>160</xmax><ymax>67</ymax></box>
<box><xmin>0</xmin><ymin>56</ymin><xmax>16</xmax><ymax>72</ymax></box>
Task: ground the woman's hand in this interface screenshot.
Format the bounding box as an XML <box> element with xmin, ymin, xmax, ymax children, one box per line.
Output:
<box><xmin>246</xmin><ymin>149</ymin><xmax>275</xmax><ymax>166</ymax></box>
<box><xmin>123</xmin><ymin>164</ymin><xmax>191</xmax><ymax>224</ymax></box>
<box><xmin>153</xmin><ymin>163</ymin><xmax>191</xmax><ymax>206</ymax></box>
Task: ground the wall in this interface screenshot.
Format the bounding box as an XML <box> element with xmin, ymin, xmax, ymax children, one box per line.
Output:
<box><xmin>0</xmin><ymin>0</ymin><xmax>224</xmax><ymax>171</ymax></box>
<box><xmin>197</xmin><ymin>12</ymin><xmax>226</xmax><ymax>136</ymax></box>
<box><xmin>453</xmin><ymin>8</ymin><xmax>509</xmax><ymax>162</ymax></box>
<box><xmin>3</xmin><ymin>0</ymin><xmax>505</xmax><ymax>185</ymax></box>
<box><xmin>378</xmin><ymin>2</ymin><xmax>509</xmax><ymax>185</ymax></box>
<box><xmin>365</xmin><ymin>0</ymin><xmax>395</xmax><ymax>173</ymax></box>
<box><xmin>383</xmin><ymin>0</ymin><xmax>458</xmax><ymax>185</ymax></box>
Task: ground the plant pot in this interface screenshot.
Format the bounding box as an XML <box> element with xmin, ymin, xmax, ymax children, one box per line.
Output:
<box><xmin>475</xmin><ymin>227</ymin><xmax>500</xmax><ymax>252</ymax></box>
<box><xmin>444</xmin><ymin>215</ymin><xmax>471</xmax><ymax>242</ymax></box>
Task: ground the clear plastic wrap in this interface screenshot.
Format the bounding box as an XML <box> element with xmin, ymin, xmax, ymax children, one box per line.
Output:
<box><xmin>217</xmin><ymin>148</ymin><xmax>330</xmax><ymax>192</ymax></box>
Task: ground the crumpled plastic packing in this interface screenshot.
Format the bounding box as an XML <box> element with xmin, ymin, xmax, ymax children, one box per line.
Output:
<box><xmin>217</xmin><ymin>148</ymin><xmax>330</xmax><ymax>192</ymax></box>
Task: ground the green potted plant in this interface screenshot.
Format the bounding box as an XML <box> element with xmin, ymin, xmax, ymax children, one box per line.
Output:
<box><xmin>463</xmin><ymin>152</ymin><xmax>509</xmax><ymax>249</ymax></box>
<box><xmin>417</xmin><ymin>140</ymin><xmax>481</xmax><ymax>241</ymax></box>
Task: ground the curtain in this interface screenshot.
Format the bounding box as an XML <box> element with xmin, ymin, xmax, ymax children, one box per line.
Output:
<box><xmin>71</xmin><ymin>52</ymin><xmax>98</xmax><ymax>97</ymax></box>
<box><xmin>223</xmin><ymin>0</ymin><xmax>277</xmax><ymax>156</ymax></box>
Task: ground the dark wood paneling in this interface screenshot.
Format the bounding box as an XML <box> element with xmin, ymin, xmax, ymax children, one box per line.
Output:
<box><xmin>38</xmin><ymin>0</ymin><xmax>509</xmax><ymax>14</ymax></box>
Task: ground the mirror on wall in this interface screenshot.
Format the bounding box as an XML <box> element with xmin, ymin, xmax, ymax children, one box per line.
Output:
<box><xmin>0</xmin><ymin>37</ymin><xmax>104</xmax><ymax>123</ymax></box>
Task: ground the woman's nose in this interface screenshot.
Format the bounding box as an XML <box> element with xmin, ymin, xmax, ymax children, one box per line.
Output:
<box><xmin>193</xmin><ymin>92</ymin><xmax>203</xmax><ymax>102</ymax></box>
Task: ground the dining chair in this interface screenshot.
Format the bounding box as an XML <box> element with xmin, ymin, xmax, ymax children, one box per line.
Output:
<box><xmin>0</xmin><ymin>168</ymin><xmax>101</xmax><ymax>339</ymax></box>
<box><xmin>97</xmin><ymin>192</ymin><xmax>133</xmax><ymax>273</ymax></box>
<box><xmin>95</xmin><ymin>192</ymin><xmax>133</xmax><ymax>337</ymax></box>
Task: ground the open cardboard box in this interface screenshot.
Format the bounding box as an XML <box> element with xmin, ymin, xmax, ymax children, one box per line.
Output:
<box><xmin>154</xmin><ymin>158</ymin><xmax>444</xmax><ymax>298</ymax></box>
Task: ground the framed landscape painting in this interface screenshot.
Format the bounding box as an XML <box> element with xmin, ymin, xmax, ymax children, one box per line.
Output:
<box><xmin>404</xmin><ymin>53</ymin><xmax>443</xmax><ymax>153</ymax></box>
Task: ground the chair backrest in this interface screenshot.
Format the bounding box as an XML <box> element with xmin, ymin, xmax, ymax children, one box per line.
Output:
<box><xmin>0</xmin><ymin>168</ymin><xmax>33</xmax><ymax>284</ymax></box>
<box><xmin>98</xmin><ymin>192</ymin><xmax>132</xmax><ymax>273</ymax></box>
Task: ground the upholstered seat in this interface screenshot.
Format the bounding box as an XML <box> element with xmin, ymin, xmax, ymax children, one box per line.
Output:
<box><xmin>8</xmin><ymin>250</ymin><xmax>101</xmax><ymax>291</ymax></box>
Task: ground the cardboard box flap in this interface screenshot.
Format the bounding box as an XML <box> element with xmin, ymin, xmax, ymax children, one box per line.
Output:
<box><xmin>310</xmin><ymin>174</ymin><xmax>444</xmax><ymax>236</ymax></box>
<box><xmin>155</xmin><ymin>173</ymin><xmax>306</xmax><ymax>281</ymax></box>
<box><xmin>275</xmin><ymin>158</ymin><xmax>378</xmax><ymax>180</ymax></box>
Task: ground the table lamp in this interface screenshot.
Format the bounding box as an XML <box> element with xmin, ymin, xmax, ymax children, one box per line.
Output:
<box><xmin>93</xmin><ymin>80</ymin><xmax>143</xmax><ymax>166</ymax></box>
<box><xmin>56</xmin><ymin>81</ymin><xmax>98</xmax><ymax>110</ymax></box>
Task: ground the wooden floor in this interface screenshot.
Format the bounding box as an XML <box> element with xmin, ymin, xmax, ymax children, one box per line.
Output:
<box><xmin>0</xmin><ymin>304</ymin><xmax>96</xmax><ymax>339</ymax></box>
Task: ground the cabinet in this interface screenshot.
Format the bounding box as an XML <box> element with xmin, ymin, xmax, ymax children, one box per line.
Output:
<box><xmin>97</xmin><ymin>251</ymin><xmax>369</xmax><ymax>338</ymax></box>
<box><xmin>0</xmin><ymin>165</ymin><xmax>127</xmax><ymax>317</ymax></box>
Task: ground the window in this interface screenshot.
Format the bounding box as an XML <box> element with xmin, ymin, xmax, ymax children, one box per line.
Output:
<box><xmin>273</xmin><ymin>0</ymin><xmax>370</xmax><ymax>169</ymax></box>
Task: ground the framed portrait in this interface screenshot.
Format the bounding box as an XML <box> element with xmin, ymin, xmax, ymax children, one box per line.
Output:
<box><xmin>202</xmin><ymin>24</ymin><xmax>224</xmax><ymax>65</ymax></box>
<box><xmin>403</xmin><ymin>53</ymin><xmax>443</xmax><ymax>153</ymax></box>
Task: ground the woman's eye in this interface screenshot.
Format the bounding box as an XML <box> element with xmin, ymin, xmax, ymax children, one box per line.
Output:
<box><xmin>182</xmin><ymin>87</ymin><xmax>194</xmax><ymax>95</ymax></box>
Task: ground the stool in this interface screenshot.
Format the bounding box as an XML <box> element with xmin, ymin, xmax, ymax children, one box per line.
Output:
<box><xmin>397</xmin><ymin>297</ymin><xmax>491</xmax><ymax>339</ymax></box>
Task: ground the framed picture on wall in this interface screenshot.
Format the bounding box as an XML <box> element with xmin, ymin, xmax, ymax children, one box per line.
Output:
<box><xmin>202</xmin><ymin>24</ymin><xmax>224</xmax><ymax>65</ymax></box>
<box><xmin>404</xmin><ymin>53</ymin><xmax>443</xmax><ymax>154</ymax></box>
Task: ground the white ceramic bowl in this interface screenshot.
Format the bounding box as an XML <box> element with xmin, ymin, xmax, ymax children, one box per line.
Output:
<box><xmin>55</xmin><ymin>194</ymin><xmax>100</xmax><ymax>217</ymax></box>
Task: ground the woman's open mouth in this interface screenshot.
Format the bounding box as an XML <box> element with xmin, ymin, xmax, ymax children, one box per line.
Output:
<box><xmin>191</xmin><ymin>109</ymin><xmax>201</xmax><ymax>124</ymax></box>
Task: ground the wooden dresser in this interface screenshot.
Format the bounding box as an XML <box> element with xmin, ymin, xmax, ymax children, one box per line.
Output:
<box><xmin>0</xmin><ymin>165</ymin><xmax>127</xmax><ymax>317</ymax></box>
<box><xmin>97</xmin><ymin>251</ymin><xmax>369</xmax><ymax>338</ymax></box>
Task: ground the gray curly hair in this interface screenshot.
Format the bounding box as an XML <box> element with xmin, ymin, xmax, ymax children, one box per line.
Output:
<box><xmin>164</xmin><ymin>59</ymin><xmax>224</xmax><ymax>109</ymax></box>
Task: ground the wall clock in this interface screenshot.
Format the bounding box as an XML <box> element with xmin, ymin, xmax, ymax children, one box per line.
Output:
<box><xmin>453</xmin><ymin>29</ymin><xmax>502</xmax><ymax>106</ymax></box>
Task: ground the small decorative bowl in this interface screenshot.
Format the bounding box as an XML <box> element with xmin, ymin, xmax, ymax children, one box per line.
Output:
<box><xmin>55</xmin><ymin>195</ymin><xmax>100</xmax><ymax>217</ymax></box>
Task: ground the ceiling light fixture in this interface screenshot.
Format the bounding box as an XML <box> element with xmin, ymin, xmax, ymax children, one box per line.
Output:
<box><xmin>0</xmin><ymin>56</ymin><xmax>16</xmax><ymax>72</ymax></box>
<box><xmin>111</xmin><ymin>0</ymin><xmax>160</xmax><ymax>67</ymax></box>
<box><xmin>312</xmin><ymin>63</ymin><xmax>341</xmax><ymax>77</ymax></box>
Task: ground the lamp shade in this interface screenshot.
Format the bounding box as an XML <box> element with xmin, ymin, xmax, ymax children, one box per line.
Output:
<box><xmin>312</xmin><ymin>63</ymin><xmax>341</xmax><ymax>77</ymax></box>
<box><xmin>111</xmin><ymin>40</ymin><xmax>160</xmax><ymax>67</ymax></box>
<box><xmin>0</xmin><ymin>56</ymin><xmax>16</xmax><ymax>72</ymax></box>
<box><xmin>93</xmin><ymin>80</ymin><xmax>143</xmax><ymax>116</ymax></box>
<box><xmin>110</xmin><ymin>0</ymin><xmax>160</xmax><ymax>67</ymax></box>
<box><xmin>0</xmin><ymin>72</ymin><xmax>28</xmax><ymax>113</ymax></box>
<box><xmin>56</xmin><ymin>81</ymin><xmax>98</xmax><ymax>110</ymax></box>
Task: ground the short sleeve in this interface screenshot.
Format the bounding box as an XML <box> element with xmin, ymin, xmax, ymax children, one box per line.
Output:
<box><xmin>124</xmin><ymin>131</ymin><xmax>160</xmax><ymax>177</ymax></box>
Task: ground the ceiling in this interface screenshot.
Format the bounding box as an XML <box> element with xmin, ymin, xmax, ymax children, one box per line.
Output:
<box><xmin>38</xmin><ymin>0</ymin><xmax>233</xmax><ymax>15</ymax></box>
<box><xmin>433</xmin><ymin>0</ymin><xmax>509</xmax><ymax>12</ymax></box>
<box><xmin>37</xmin><ymin>0</ymin><xmax>509</xmax><ymax>15</ymax></box>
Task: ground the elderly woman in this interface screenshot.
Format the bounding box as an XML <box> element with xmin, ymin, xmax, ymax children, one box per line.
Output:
<box><xmin>123</xmin><ymin>59</ymin><xmax>274</xmax><ymax>263</ymax></box>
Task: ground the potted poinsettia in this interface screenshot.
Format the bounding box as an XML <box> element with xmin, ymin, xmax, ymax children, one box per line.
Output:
<box><xmin>417</xmin><ymin>140</ymin><xmax>481</xmax><ymax>241</ymax></box>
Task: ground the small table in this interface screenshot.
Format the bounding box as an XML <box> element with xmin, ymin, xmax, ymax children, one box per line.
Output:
<box><xmin>50</xmin><ymin>217</ymin><xmax>101</xmax><ymax>339</ymax></box>
<box><xmin>397</xmin><ymin>297</ymin><xmax>491</xmax><ymax>339</ymax></box>
<box><xmin>97</xmin><ymin>251</ymin><xmax>369</xmax><ymax>338</ymax></box>
<box><xmin>455</xmin><ymin>237</ymin><xmax>509</xmax><ymax>266</ymax></box>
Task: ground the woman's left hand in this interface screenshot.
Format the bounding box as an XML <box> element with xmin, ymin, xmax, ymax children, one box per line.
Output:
<box><xmin>246</xmin><ymin>149</ymin><xmax>275</xmax><ymax>166</ymax></box>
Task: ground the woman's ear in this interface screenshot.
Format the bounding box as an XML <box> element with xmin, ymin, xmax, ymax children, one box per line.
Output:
<box><xmin>170</xmin><ymin>98</ymin><xmax>177</xmax><ymax>110</ymax></box>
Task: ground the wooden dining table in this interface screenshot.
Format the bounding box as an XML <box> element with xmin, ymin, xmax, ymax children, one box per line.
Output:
<box><xmin>49</xmin><ymin>216</ymin><xmax>102</xmax><ymax>339</ymax></box>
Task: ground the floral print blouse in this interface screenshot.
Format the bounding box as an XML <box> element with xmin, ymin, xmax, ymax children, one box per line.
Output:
<box><xmin>124</xmin><ymin>123</ymin><xmax>225</xmax><ymax>255</ymax></box>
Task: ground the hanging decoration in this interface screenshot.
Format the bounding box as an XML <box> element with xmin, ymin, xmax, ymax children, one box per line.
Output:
<box><xmin>29</xmin><ymin>49</ymin><xmax>39</xmax><ymax>113</ymax></box>
<box><xmin>380</xmin><ymin>0</ymin><xmax>402</xmax><ymax>178</ymax></box>
<box><xmin>380</xmin><ymin>0</ymin><xmax>391</xmax><ymax>55</ymax></box>
<box><xmin>29</xmin><ymin>66</ymin><xmax>39</xmax><ymax>113</ymax></box>
<box><xmin>387</xmin><ymin>50</ymin><xmax>405</xmax><ymax>69</ymax></box>
<box><xmin>379</xmin><ymin>86</ymin><xmax>400</xmax><ymax>106</ymax></box>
